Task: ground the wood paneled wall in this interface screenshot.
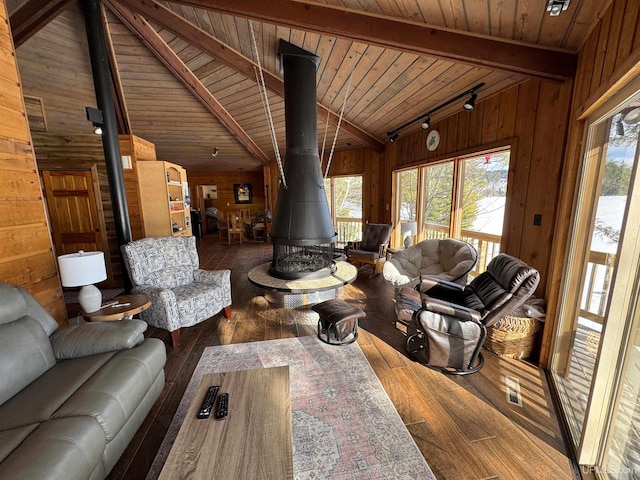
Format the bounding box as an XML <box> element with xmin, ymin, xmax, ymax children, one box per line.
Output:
<box><xmin>31</xmin><ymin>133</ymin><xmax>124</xmax><ymax>288</ymax></box>
<box><xmin>325</xmin><ymin>148</ymin><xmax>387</xmax><ymax>224</ymax></box>
<box><xmin>187</xmin><ymin>170</ymin><xmax>266</xmax><ymax>231</ymax></box>
<box><xmin>387</xmin><ymin>79</ymin><xmax>573</xmax><ymax>295</ymax></box>
<box><xmin>0</xmin><ymin>0</ymin><xmax>66</xmax><ymax>324</ymax></box>
<box><xmin>541</xmin><ymin>0</ymin><xmax>640</xmax><ymax>365</ymax></box>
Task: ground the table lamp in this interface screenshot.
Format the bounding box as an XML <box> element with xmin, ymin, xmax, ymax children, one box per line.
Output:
<box><xmin>401</xmin><ymin>221</ymin><xmax>418</xmax><ymax>248</ymax></box>
<box><xmin>57</xmin><ymin>250</ymin><xmax>107</xmax><ymax>313</ymax></box>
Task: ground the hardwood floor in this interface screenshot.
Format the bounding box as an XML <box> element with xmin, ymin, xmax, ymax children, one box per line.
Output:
<box><xmin>107</xmin><ymin>236</ymin><xmax>578</xmax><ymax>480</ymax></box>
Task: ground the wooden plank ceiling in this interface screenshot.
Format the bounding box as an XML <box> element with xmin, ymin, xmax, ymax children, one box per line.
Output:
<box><xmin>7</xmin><ymin>0</ymin><xmax>604</xmax><ymax>172</ymax></box>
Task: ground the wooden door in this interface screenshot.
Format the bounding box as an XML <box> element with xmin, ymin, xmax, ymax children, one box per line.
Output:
<box><xmin>41</xmin><ymin>168</ymin><xmax>108</xmax><ymax>258</ymax></box>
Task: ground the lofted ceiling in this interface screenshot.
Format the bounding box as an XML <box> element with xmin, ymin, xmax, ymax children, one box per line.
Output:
<box><xmin>7</xmin><ymin>0</ymin><xmax>606</xmax><ymax>172</ymax></box>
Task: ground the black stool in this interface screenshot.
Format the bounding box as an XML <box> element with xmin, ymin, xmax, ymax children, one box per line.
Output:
<box><xmin>312</xmin><ymin>298</ymin><xmax>366</xmax><ymax>345</ymax></box>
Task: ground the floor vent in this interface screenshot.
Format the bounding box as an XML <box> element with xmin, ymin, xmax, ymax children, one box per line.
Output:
<box><xmin>505</xmin><ymin>376</ymin><xmax>523</xmax><ymax>407</ymax></box>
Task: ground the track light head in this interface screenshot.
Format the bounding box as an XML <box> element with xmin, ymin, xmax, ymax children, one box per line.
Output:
<box><xmin>616</xmin><ymin>119</ymin><xmax>625</xmax><ymax>137</ymax></box>
<box><xmin>388</xmin><ymin>131</ymin><xmax>399</xmax><ymax>143</ymax></box>
<box><xmin>93</xmin><ymin>125</ymin><xmax>103</xmax><ymax>135</ymax></box>
<box><xmin>463</xmin><ymin>93</ymin><xmax>477</xmax><ymax>111</ymax></box>
<box><xmin>421</xmin><ymin>116</ymin><xmax>431</xmax><ymax>130</ymax></box>
<box><xmin>212</xmin><ymin>147</ymin><xmax>220</xmax><ymax>157</ymax></box>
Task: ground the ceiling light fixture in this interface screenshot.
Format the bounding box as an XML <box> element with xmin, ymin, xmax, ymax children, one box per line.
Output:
<box><xmin>386</xmin><ymin>83</ymin><xmax>484</xmax><ymax>143</ymax></box>
<box><xmin>93</xmin><ymin>126</ymin><xmax>103</xmax><ymax>135</ymax></box>
<box><xmin>212</xmin><ymin>147</ymin><xmax>220</xmax><ymax>157</ymax></box>
<box><xmin>546</xmin><ymin>0</ymin><xmax>570</xmax><ymax>16</ymax></box>
<box><xmin>463</xmin><ymin>93</ymin><xmax>477</xmax><ymax>111</ymax></box>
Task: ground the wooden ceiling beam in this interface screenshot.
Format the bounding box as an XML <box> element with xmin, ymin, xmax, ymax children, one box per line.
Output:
<box><xmin>104</xmin><ymin>0</ymin><xmax>271</xmax><ymax>165</ymax></box>
<box><xmin>169</xmin><ymin>0</ymin><xmax>577</xmax><ymax>81</ymax></box>
<box><xmin>9</xmin><ymin>0</ymin><xmax>74</xmax><ymax>48</ymax></box>
<box><xmin>117</xmin><ymin>0</ymin><xmax>385</xmax><ymax>152</ymax></box>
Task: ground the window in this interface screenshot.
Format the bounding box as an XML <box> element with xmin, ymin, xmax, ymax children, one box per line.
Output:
<box><xmin>324</xmin><ymin>175</ymin><xmax>363</xmax><ymax>248</ymax></box>
<box><xmin>393</xmin><ymin>148</ymin><xmax>510</xmax><ymax>273</ymax></box>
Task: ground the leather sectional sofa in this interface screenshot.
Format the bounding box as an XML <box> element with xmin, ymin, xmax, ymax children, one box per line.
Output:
<box><xmin>0</xmin><ymin>282</ymin><xmax>166</xmax><ymax>480</ymax></box>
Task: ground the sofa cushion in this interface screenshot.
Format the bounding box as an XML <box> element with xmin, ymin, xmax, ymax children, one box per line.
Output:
<box><xmin>0</xmin><ymin>425</ymin><xmax>39</xmax><ymax>463</ymax></box>
<box><xmin>50</xmin><ymin>320</ymin><xmax>147</xmax><ymax>360</ymax></box>
<box><xmin>52</xmin><ymin>339</ymin><xmax>166</xmax><ymax>441</ymax></box>
<box><xmin>0</xmin><ymin>316</ymin><xmax>56</xmax><ymax>406</ymax></box>
<box><xmin>0</xmin><ymin>417</ymin><xmax>106</xmax><ymax>480</ymax></box>
<box><xmin>0</xmin><ymin>352</ymin><xmax>116</xmax><ymax>431</ymax></box>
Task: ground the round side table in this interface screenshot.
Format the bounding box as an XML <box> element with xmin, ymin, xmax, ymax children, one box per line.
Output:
<box><xmin>83</xmin><ymin>294</ymin><xmax>151</xmax><ymax>321</ymax></box>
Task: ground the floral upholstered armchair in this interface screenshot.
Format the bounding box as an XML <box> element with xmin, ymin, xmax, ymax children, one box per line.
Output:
<box><xmin>121</xmin><ymin>236</ymin><xmax>232</xmax><ymax>347</ymax></box>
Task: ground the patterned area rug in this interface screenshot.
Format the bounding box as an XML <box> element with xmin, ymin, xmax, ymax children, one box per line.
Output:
<box><xmin>146</xmin><ymin>336</ymin><xmax>435</xmax><ymax>480</ymax></box>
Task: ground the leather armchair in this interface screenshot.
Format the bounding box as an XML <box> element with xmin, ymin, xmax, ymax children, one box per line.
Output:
<box><xmin>345</xmin><ymin>223</ymin><xmax>392</xmax><ymax>277</ymax></box>
<box><xmin>399</xmin><ymin>254</ymin><xmax>540</xmax><ymax>374</ymax></box>
<box><xmin>121</xmin><ymin>236</ymin><xmax>232</xmax><ymax>347</ymax></box>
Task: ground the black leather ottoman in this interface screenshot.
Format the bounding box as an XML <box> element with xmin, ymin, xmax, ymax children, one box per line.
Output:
<box><xmin>312</xmin><ymin>298</ymin><xmax>366</xmax><ymax>345</ymax></box>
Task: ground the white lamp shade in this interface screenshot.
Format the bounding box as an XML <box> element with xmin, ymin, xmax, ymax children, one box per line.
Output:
<box><xmin>400</xmin><ymin>221</ymin><xmax>418</xmax><ymax>238</ymax></box>
<box><xmin>57</xmin><ymin>251</ymin><xmax>107</xmax><ymax>287</ymax></box>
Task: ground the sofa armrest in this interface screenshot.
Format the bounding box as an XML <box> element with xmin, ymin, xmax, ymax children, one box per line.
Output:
<box><xmin>50</xmin><ymin>320</ymin><xmax>147</xmax><ymax>360</ymax></box>
<box><xmin>194</xmin><ymin>268</ymin><xmax>231</xmax><ymax>287</ymax></box>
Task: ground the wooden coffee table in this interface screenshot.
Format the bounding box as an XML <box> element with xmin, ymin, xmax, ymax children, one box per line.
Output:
<box><xmin>159</xmin><ymin>366</ymin><xmax>293</xmax><ymax>480</ymax></box>
<box><xmin>83</xmin><ymin>294</ymin><xmax>151</xmax><ymax>321</ymax></box>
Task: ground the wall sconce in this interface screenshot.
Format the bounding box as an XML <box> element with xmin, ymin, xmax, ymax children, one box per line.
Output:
<box><xmin>616</xmin><ymin>119</ymin><xmax>625</xmax><ymax>137</ymax></box>
<box><xmin>386</xmin><ymin>83</ymin><xmax>484</xmax><ymax>142</ymax></box>
<box><xmin>85</xmin><ymin>106</ymin><xmax>104</xmax><ymax>135</ymax></box>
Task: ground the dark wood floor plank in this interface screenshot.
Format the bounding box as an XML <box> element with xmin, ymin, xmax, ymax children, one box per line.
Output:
<box><xmin>360</xmin><ymin>343</ymin><xmax>424</xmax><ymax>425</ymax></box>
<box><xmin>405</xmin><ymin>422</ymin><xmax>466</xmax><ymax>480</ymax></box>
<box><xmin>394</xmin><ymin>365</ymin><xmax>498</xmax><ymax>479</ymax></box>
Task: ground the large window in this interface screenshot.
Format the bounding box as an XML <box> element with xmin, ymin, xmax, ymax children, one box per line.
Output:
<box><xmin>324</xmin><ymin>175</ymin><xmax>363</xmax><ymax>248</ymax></box>
<box><xmin>394</xmin><ymin>149</ymin><xmax>510</xmax><ymax>273</ymax></box>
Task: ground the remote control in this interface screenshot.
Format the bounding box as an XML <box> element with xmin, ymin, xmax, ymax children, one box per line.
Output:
<box><xmin>215</xmin><ymin>393</ymin><xmax>229</xmax><ymax>420</ymax></box>
<box><xmin>197</xmin><ymin>386</ymin><xmax>219</xmax><ymax>419</ymax></box>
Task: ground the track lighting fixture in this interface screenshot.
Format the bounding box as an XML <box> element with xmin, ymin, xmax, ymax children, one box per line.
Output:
<box><xmin>616</xmin><ymin>119</ymin><xmax>625</xmax><ymax>137</ymax></box>
<box><xmin>463</xmin><ymin>93</ymin><xmax>477</xmax><ymax>111</ymax></box>
<box><xmin>386</xmin><ymin>83</ymin><xmax>484</xmax><ymax>142</ymax></box>
<box><xmin>212</xmin><ymin>147</ymin><xmax>220</xmax><ymax>157</ymax></box>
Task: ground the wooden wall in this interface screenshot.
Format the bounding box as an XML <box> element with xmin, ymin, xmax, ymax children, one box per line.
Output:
<box><xmin>541</xmin><ymin>0</ymin><xmax>640</xmax><ymax>365</ymax></box>
<box><xmin>0</xmin><ymin>0</ymin><xmax>66</xmax><ymax>324</ymax></box>
<box><xmin>392</xmin><ymin>80</ymin><xmax>573</xmax><ymax>296</ymax></box>
<box><xmin>187</xmin><ymin>170</ymin><xmax>266</xmax><ymax>232</ymax></box>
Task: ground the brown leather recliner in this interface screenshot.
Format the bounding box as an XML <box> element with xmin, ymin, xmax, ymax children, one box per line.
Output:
<box><xmin>398</xmin><ymin>254</ymin><xmax>540</xmax><ymax>375</ymax></box>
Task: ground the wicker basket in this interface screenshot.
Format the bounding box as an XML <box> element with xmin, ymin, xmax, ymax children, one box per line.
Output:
<box><xmin>484</xmin><ymin>316</ymin><xmax>541</xmax><ymax>359</ymax></box>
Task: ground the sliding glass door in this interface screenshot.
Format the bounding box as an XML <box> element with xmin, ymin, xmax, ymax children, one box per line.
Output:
<box><xmin>550</xmin><ymin>85</ymin><xmax>640</xmax><ymax>476</ymax></box>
